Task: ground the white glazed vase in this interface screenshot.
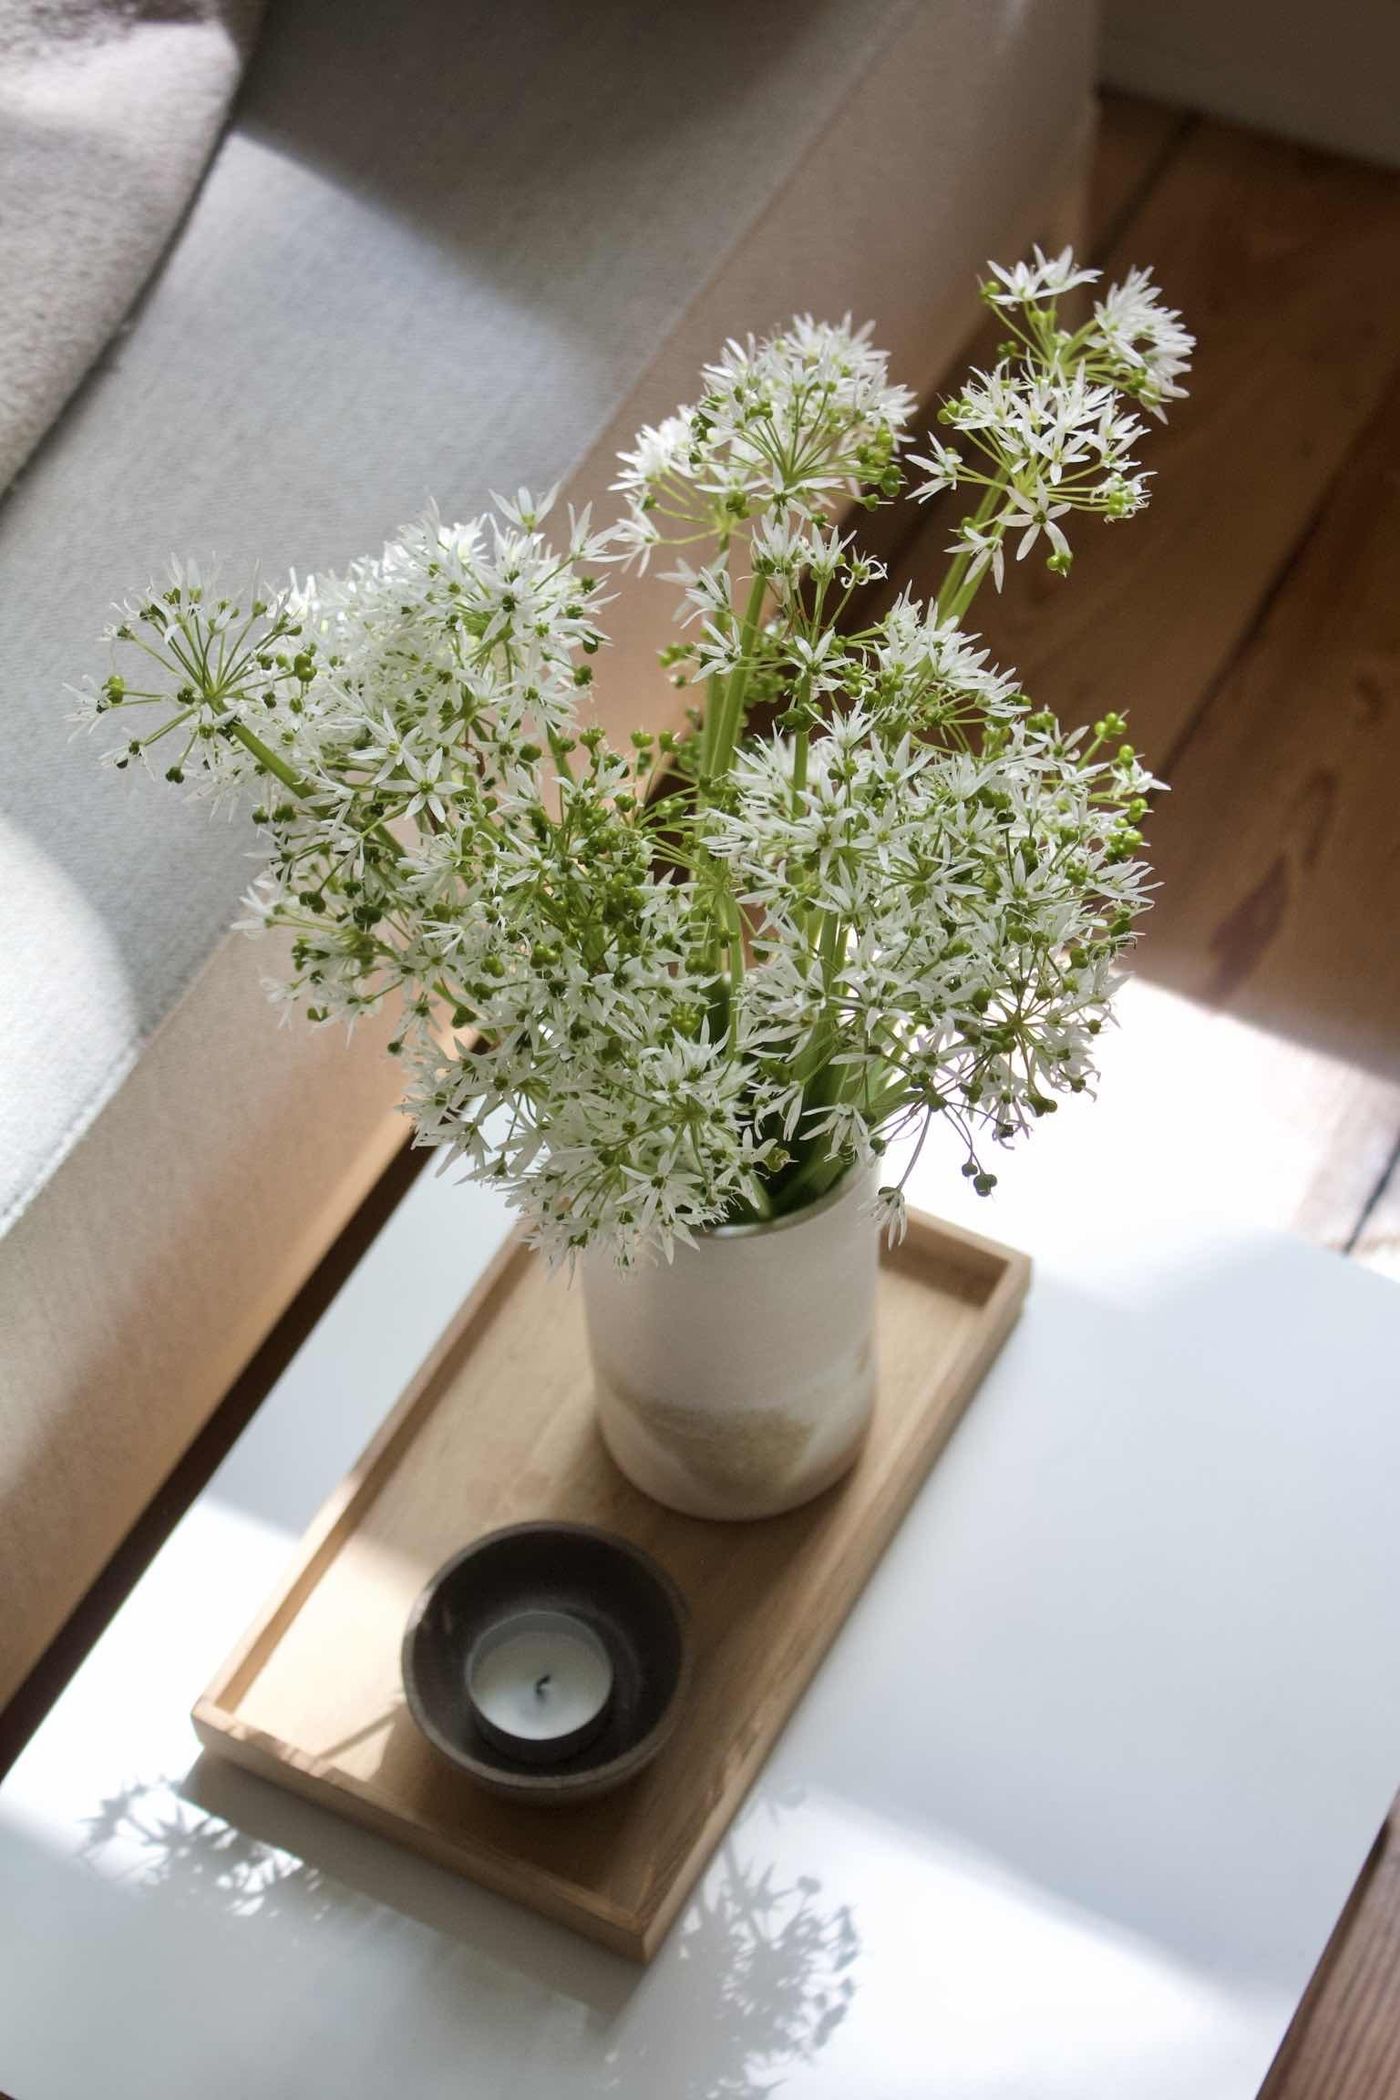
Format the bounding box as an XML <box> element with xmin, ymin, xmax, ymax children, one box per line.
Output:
<box><xmin>581</xmin><ymin>1169</ymin><xmax>879</xmax><ymax>1521</ymax></box>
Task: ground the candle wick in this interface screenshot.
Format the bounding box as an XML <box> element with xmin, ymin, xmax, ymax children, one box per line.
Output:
<box><xmin>534</xmin><ymin>1673</ymin><xmax>552</xmax><ymax>1700</ymax></box>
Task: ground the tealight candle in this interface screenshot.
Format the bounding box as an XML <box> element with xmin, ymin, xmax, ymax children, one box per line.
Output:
<box><xmin>466</xmin><ymin>1608</ymin><xmax>614</xmax><ymax>1766</ymax></box>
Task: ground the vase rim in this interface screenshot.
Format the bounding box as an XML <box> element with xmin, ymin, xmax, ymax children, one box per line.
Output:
<box><xmin>704</xmin><ymin>1164</ymin><xmax>870</xmax><ymax>1243</ymax></box>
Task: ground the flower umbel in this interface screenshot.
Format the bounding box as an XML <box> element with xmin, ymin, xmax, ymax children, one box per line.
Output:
<box><xmin>908</xmin><ymin>251</ymin><xmax>1193</xmax><ymax>610</ymax></box>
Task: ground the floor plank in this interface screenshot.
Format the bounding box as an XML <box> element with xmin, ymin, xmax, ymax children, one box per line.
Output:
<box><xmin>1089</xmin><ymin>92</ymin><xmax>1191</xmax><ymax>253</ymax></box>
<box><xmin>888</xmin><ymin>117</ymin><xmax>1400</xmax><ymax>761</ymax></box>
<box><xmin>1103</xmin><ymin>369</ymin><xmax>1400</xmax><ymax>1278</ymax></box>
<box><xmin>1142</xmin><ymin>376</ymin><xmax>1400</xmax><ymax>1080</ymax></box>
<box><xmin>1261</xmin><ymin>1810</ymin><xmax>1400</xmax><ymax>2100</ymax></box>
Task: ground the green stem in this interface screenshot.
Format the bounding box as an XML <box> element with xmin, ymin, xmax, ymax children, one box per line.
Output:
<box><xmin>696</xmin><ymin>559</ymin><xmax>766</xmax><ymax>996</ymax></box>
<box><xmin>936</xmin><ymin>479</ymin><xmax>1003</xmax><ymax>623</ymax></box>
<box><xmin>791</xmin><ymin>722</ymin><xmax>809</xmax><ymax>809</ymax></box>
<box><xmin>700</xmin><ymin>673</ymin><xmax>722</xmax><ymax>780</ymax></box>
<box><xmin>230</xmin><ymin>721</ymin><xmax>307</xmax><ymax>798</ymax></box>
<box><xmin>228</xmin><ymin>719</ymin><xmax>403</xmax><ymax>861</ymax></box>
<box><xmin>768</xmin><ymin>1140</ymin><xmax>849</xmax><ymax>1215</ymax></box>
<box><xmin>767</xmin><ymin>1071</ymin><xmax>911</xmax><ymax>1217</ymax></box>
<box><xmin>724</xmin><ymin>896</ymin><xmax>745</xmax><ymax>1048</ymax></box>
<box><xmin>948</xmin><ymin>564</ymin><xmax>992</xmax><ymax>626</ymax></box>
<box><xmin>790</xmin><ymin>910</ymin><xmax>844</xmax><ymax>1086</ymax></box>
<box><xmin>708</xmin><ymin>570</ymin><xmax>768</xmax><ymax>784</ymax></box>
<box><xmin>547</xmin><ymin>728</ymin><xmax>576</xmax><ymax>785</ymax></box>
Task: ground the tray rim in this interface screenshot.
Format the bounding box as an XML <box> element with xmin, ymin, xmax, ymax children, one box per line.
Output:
<box><xmin>192</xmin><ymin>1206</ymin><xmax>1031</xmax><ymax>1960</ymax></box>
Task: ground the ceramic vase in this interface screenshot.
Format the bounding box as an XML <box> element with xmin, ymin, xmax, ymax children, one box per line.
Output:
<box><xmin>581</xmin><ymin>1170</ymin><xmax>878</xmax><ymax>1520</ymax></box>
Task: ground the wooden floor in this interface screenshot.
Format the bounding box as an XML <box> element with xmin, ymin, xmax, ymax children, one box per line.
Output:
<box><xmin>881</xmin><ymin>93</ymin><xmax>1400</xmax><ymax>2100</ymax></box>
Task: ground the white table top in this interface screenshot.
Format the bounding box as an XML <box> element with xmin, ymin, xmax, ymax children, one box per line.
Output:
<box><xmin>6</xmin><ymin>992</ymin><xmax>1400</xmax><ymax>2100</ymax></box>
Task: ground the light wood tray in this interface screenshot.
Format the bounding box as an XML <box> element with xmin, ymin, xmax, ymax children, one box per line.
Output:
<box><xmin>194</xmin><ymin>1210</ymin><xmax>1030</xmax><ymax>1960</ymax></box>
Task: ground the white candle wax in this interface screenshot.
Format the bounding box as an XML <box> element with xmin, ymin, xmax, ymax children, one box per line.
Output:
<box><xmin>467</xmin><ymin>1610</ymin><xmax>613</xmax><ymax>1749</ymax></box>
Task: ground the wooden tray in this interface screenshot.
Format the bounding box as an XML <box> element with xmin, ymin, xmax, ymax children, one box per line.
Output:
<box><xmin>194</xmin><ymin>1210</ymin><xmax>1030</xmax><ymax>1960</ymax></box>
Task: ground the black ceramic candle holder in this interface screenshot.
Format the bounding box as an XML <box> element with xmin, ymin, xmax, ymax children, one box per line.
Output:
<box><xmin>402</xmin><ymin>1522</ymin><xmax>691</xmax><ymax>1803</ymax></box>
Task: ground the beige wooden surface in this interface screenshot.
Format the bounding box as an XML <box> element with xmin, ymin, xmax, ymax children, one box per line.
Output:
<box><xmin>194</xmin><ymin>1212</ymin><xmax>1028</xmax><ymax>1961</ymax></box>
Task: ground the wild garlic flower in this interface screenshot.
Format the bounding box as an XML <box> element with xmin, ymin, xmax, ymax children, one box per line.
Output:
<box><xmin>612</xmin><ymin>315</ymin><xmax>915</xmax><ymax>558</ymax></box>
<box><xmin>708</xmin><ymin>706</ymin><xmax>1154</xmax><ymax>1195</ymax></box>
<box><xmin>77</xmin><ymin>268</ymin><xmax>1187</xmax><ymax>1261</ymax></box>
<box><xmin>909</xmin><ymin>252</ymin><xmax>1193</xmax><ymax>606</ymax></box>
<box><xmin>1091</xmin><ymin>266</ymin><xmax>1195</xmax><ymax>417</ymax></box>
<box><xmin>983</xmin><ymin>244</ymin><xmax>1100</xmax><ymax>310</ymax></box>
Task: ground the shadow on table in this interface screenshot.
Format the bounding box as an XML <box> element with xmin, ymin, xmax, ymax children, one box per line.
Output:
<box><xmin>79</xmin><ymin>1761</ymin><xmax>858</xmax><ymax>2099</ymax></box>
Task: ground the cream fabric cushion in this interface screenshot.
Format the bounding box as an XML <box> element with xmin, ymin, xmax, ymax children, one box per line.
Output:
<box><xmin>0</xmin><ymin>0</ymin><xmax>1098</xmax><ymax>1703</ymax></box>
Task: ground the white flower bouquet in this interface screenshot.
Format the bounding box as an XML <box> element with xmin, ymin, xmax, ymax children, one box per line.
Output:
<box><xmin>81</xmin><ymin>247</ymin><xmax>1191</xmax><ymax>1264</ymax></box>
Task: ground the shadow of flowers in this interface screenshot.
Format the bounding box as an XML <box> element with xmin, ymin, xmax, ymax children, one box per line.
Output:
<box><xmin>79</xmin><ymin>1774</ymin><xmax>859</xmax><ymax>2099</ymax></box>
<box><xmin>602</xmin><ymin>1826</ymin><xmax>859</xmax><ymax>2098</ymax></box>
<box><xmin>79</xmin><ymin>1775</ymin><xmax>341</xmax><ymax>1928</ymax></box>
